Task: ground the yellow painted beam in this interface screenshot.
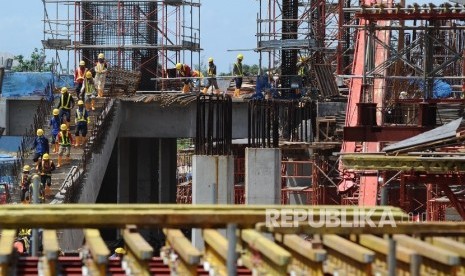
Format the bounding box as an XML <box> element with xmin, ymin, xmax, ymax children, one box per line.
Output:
<box><xmin>323</xmin><ymin>235</ymin><xmax>374</xmax><ymax>263</ymax></box>
<box><xmin>164</xmin><ymin>229</ymin><xmax>201</xmax><ymax>265</ymax></box>
<box><xmin>242</xmin><ymin>229</ymin><xmax>291</xmax><ymax>266</ymax></box>
<box><xmin>83</xmin><ymin>228</ymin><xmax>110</xmax><ymax>276</ymax></box>
<box><xmin>42</xmin><ymin>230</ymin><xmax>60</xmax><ymax>276</ymax></box>
<box><xmin>0</xmin><ymin>230</ymin><xmax>15</xmax><ymax>276</ymax></box>
<box><xmin>394</xmin><ymin>235</ymin><xmax>460</xmax><ymax>266</ymax></box>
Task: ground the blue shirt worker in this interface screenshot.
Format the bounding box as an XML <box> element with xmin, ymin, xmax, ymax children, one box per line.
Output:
<box><xmin>32</xmin><ymin>129</ymin><xmax>49</xmax><ymax>167</ymax></box>
<box><xmin>56</xmin><ymin>87</ymin><xmax>75</xmax><ymax>130</ymax></box>
<box><xmin>49</xmin><ymin>109</ymin><xmax>61</xmax><ymax>153</ymax></box>
<box><xmin>233</xmin><ymin>54</ymin><xmax>244</xmax><ymax>98</ymax></box>
<box><xmin>74</xmin><ymin>100</ymin><xmax>90</xmax><ymax>147</ymax></box>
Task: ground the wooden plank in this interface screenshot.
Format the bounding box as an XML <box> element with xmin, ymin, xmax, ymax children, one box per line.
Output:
<box><xmin>43</xmin><ymin>230</ymin><xmax>60</xmax><ymax>260</ymax></box>
<box><xmin>428</xmin><ymin>237</ymin><xmax>465</xmax><ymax>258</ymax></box>
<box><xmin>123</xmin><ymin>228</ymin><xmax>153</xmax><ymax>261</ymax></box>
<box><xmin>394</xmin><ymin>235</ymin><xmax>460</xmax><ymax>265</ymax></box>
<box><xmin>256</xmin><ymin>221</ymin><xmax>465</xmax><ymax>235</ymax></box>
<box><xmin>323</xmin><ymin>235</ymin><xmax>374</xmax><ymax>263</ymax></box>
<box><xmin>358</xmin><ymin>234</ymin><xmax>417</xmax><ymax>264</ymax></box>
<box><xmin>0</xmin><ymin>206</ymin><xmax>407</xmax><ymax>228</ymax></box>
<box><xmin>241</xmin><ymin>229</ymin><xmax>291</xmax><ymax>266</ymax></box>
<box><xmin>164</xmin><ymin>229</ymin><xmax>201</xmax><ymax>265</ymax></box>
<box><xmin>0</xmin><ymin>230</ymin><xmax>15</xmax><ymax>264</ymax></box>
<box><xmin>274</xmin><ymin>233</ymin><xmax>326</xmax><ymax>262</ymax></box>
<box><xmin>83</xmin><ymin>229</ymin><xmax>110</xmax><ymax>264</ymax></box>
<box><xmin>203</xmin><ymin>229</ymin><xmax>228</xmax><ymax>261</ymax></box>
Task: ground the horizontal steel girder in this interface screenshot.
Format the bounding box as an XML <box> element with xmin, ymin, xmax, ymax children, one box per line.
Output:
<box><xmin>341</xmin><ymin>155</ymin><xmax>465</xmax><ymax>172</ymax></box>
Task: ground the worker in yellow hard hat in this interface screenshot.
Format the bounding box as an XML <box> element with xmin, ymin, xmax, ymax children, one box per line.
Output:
<box><xmin>74</xmin><ymin>60</ymin><xmax>87</xmax><ymax>101</ymax></box>
<box><xmin>49</xmin><ymin>109</ymin><xmax>61</xmax><ymax>153</ymax></box>
<box><xmin>175</xmin><ymin>62</ymin><xmax>193</xmax><ymax>93</ymax></box>
<box><xmin>202</xmin><ymin>57</ymin><xmax>220</xmax><ymax>95</ymax></box>
<box><xmin>32</xmin><ymin>129</ymin><xmax>49</xmax><ymax>169</ymax></box>
<box><xmin>94</xmin><ymin>53</ymin><xmax>108</xmax><ymax>97</ymax></box>
<box><xmin>56</xmin><ymin>124</ymin><xmax>73</xmax><ymax>168</ymax></box>
<box><xmin>233</xmin><ymin>54</ymin><xmax>244</xmax><ymax>98</ymax></box>
<box><xmin>74</xmin><ymin>100</ymin><xmax>90</xmax><ymax>147</ymax></box>
<box><xmin>37</xmin><ymin>153</ymin><xmax>55</xmax><ymax>198</ymax></box>
<box><xmin>82</xmin><ymin>71</ymin><xmax>97</xmax><ymax>111</ymax></box>
<box><xmin>20</xmin><ymin>165</ymin><xmax>32</xmax><ymax>203</ymax></box>
<box><xmin>57</xmin><ymin>87</ymin><xmax>75</xmax><ymax>130</ymax></box>
<box><xmin>110</xmin><ymin>247</ymin><xmax>127</xmax><ymax>259</ymax></box>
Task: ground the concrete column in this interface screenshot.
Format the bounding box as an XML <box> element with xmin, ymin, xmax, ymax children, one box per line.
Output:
<box><xmin>192</xmin><ymin>155</ymin><xmax>234</xmax><ymax>250</ymax></box>
<box><xmin>136</xmin><ymin>138</ymin><xmax>158</xmax><ymax>204</ymax></box>
<box><xmin>245</xmin><ymin>148</ymin><xmax>281</xmax><ymax>204</ymax></box>
<box><xmin>158</xmin><ymin>138</ymin><xmax>177</xmax><ymax>203</ymax></box>
<box><xmin>117</xmin><ymin>138</ymin><xmax>132</xmax><ymax>203</ymax></box>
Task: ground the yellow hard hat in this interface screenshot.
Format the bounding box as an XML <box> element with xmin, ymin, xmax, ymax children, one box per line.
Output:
<box><xmin>176</xmin><ymin>63</ymin><xmax>182</xmax><ymax>70</ymax></box>
<box><xmin>98</xmin><ymin>53</ymin><xmax>104</xmax><ymax>59</ymax></box>
<box><xmin>53</xmin><ymin>109</ymin><xmax>59</xmax><ymax>115</ymax></box>
<box><xmin>78</xmin><ymin>100</ymin><xmax>84</xmax><ymax>105</ymax></box>
<box><xmin>23</xmin><ymin>165</ymin><xmax>30</xmax><ymax>172</ymax></box>
<box><xmin>60</xmin><ymin>124</ymin><xmax>67</xmax><ymax>131</ymax></box>
<box><xmin>36</xmin><ymin>129</ymin><xmax>44</xmax><ymax>136</ymax></box>
<box><xmin>79</xmin><ymin>60</ymin><xmax>85</xmax><ymax>66</ymax></box>
<box><xmin>237</xmin><ymin>54</ymin><xmax>244</xmax><ymax>60</ymax></box>
<box><xmin>208</xmin><ymin>57</ymin><xmax>213</xmax><ymax>63</ymax></box>
<box><xmin>115</xmin><ymin>247</ymin><xmax>126</xmax><ymax>254</ymax></box>
<box><xmin>42</xmin><ymin>153</ymin><xmax>50</xmax><ymax>160</ymax></box>
<box><xmin>85</xmin><ymin>71</ymin><xmax>92</xmax><ymax>79</ymax></box>
<box><xmin>61</xmin><ymin>87</ymin><xmax>68</xmax><ymax>94</ymax></box>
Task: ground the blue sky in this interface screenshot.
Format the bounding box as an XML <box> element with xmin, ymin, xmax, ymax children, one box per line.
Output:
<box><xmin>0</xmin><ymin>0</ymin><xmax>260</xmax><ymax>74</ymax></box>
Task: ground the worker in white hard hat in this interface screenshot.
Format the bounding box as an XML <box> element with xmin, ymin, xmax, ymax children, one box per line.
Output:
<box><xmin>74</xmin><ymin>60</ymin><xmax>87</xmax><ymax>101</ymax></box>
<box><xmin>36</xmin><ymin>153</ymin><xmax>55</xmax><ymax>198</ymax></box>
<box><xmin>32</xmin><ymin>129</ymin><xmax>49</xmax><ymax>168</ymax></box>
<box><xmin>20</xmin><ymin>165</ymin><xmax>32</xmax><ymax>203</ymax></box>
<box><xmin>74</xmin><ymin>100</ymin><xmax>90</xmax><ymax>147</ymax></box>
<box><xmin>202</xmin><ymin>57</ymin><xmax>220</xmax><ymax>95</ymax></box>
<box><xmin>233</xmin><ymin>54</ymin><xmax>244</xmax><ymax>98</ymax></box>
<box><xmin>49</xmin><ymin>109</ymin><xmax>61</xmax><ymax>153</ymax></box>
<box><xmin>175</xmin><ymin>62</ymin><xmax>193</xmax><ymax>93</ymax></box>
<box><xmin>56</xmin><ymin>87</ymin><xmax>75</xmax><ymax>130</ymax></box>
<box><xmin>94</xmin><ymin>53</ymin><xmax>108</xmax><ymax>97</ymax></box>
<box><xmin>56</xmin><ymin>124</ymin><xmax>73</xmax><ymax>168</ymax></box>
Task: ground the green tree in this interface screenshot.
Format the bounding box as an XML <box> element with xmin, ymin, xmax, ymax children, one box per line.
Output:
<box><xmin>12</xmin><ymin>48</ymin><xmax>51</xmax><ymax>72</ymax></box>
<box><xmin>232</xmin><ymin>64</ymin><xmax>266</xmax><ymax>76</ymax></box>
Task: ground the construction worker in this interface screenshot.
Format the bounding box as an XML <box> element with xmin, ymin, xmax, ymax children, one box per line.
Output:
<box><xmin>81</xmin><ymin>71</ymin><xmax>97</xmax><ymax>111</ymax></box>
<box><xmin>202</xmin><ymin>57</ymin><xmax>220</xmax><ymax>95</ymax></box>
<box><xmin>36</xmin><ymin>153</ymin><xmax>55</xmax><ymax>198</ymax></box>
<box><xmin>57</xmin><ymin>87</ymin><xmax>75</xmax><ymax>130</ymax></box>
<box><xmin>32</xmin><ymin>129</ymin><xmax>49</xmax><ymax>168</ymax></box>
<box><xmin>56</xmin><ymin>124</ymin><xmax>73</xmax><ymax>168</ymax></box>
<box><xmin>20</xmin><ymin>165</ymin><xmax>32</xmax><ymax>203</ymax></box>
<box><xmin>74</xmin><ymin>100</ymin><xmax>90</xmax><ymax>147</ymax></box>
<box><xmin>233</xmin><ymin>54</ymin><xmax>244</xmax><ymax>98</ymax></box>
<box><xmin>49</xmin><ymin>109</ymin><xmax>61</xmax><ymax>153</ymax></box>
<box><xmin>94</xmin><ymin>53</ymin><xmax>108</xmax><ymax>97</ymax></box>
<box><xmin>297</xmin><ymin>56</ymin><xmax>310</xmax><ymax>90</ymax></box>
<box><xmin>110</xmin><ymin>247</ymin><xmax>126</xmax><ymax>259</ymax></box>
<box><xmin>176</xmin><ymin>63</ymin><xmax>192</xmax><ymax>93</ymax></box>
<box><xmin>74</xmin><ymin>60</ymin><xmax>87</xmax><ymax>100</ymax></box>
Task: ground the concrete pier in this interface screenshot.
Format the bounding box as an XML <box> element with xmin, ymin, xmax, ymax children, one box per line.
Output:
<box><xmin>192</xmin><ymin>155</ymin><xmax>234</xmax><ymax>249</ymax></box>
<box><xmin>245</xmin><ymin>148</ymin><xmax>281</xmax><ymax>204</ymax></box>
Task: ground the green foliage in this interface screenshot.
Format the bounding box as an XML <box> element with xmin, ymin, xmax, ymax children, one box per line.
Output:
<box><xmin>12</xmin><ymin>48</ymin><xmax>52</xmax><ymax>72</ymax></box>
<box><xmin>231</xmin><ymin>64</ymin><xmax>266</xmax><ymax>76</ymax></box>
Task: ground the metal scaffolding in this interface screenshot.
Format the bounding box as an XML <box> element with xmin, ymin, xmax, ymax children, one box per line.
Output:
<box><xmin>42</xmin><ymin>0</ymin><xmax>200</xmax><ymax>90</ymax></box>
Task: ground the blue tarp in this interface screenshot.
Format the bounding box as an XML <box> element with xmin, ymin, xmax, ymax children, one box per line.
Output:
<box><xmin>1</xmin><ymin>72</ymin><xmax>55</xmax><ymax>99</ymax></box>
